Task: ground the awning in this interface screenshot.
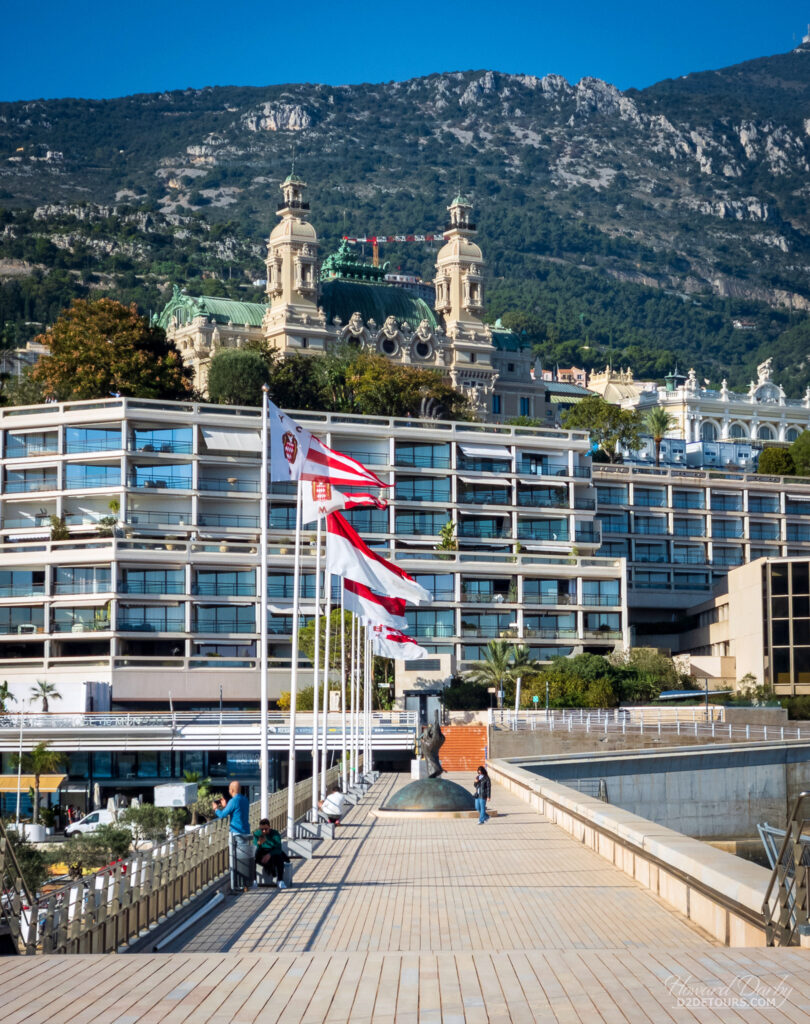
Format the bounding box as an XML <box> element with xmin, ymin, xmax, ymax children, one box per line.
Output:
<box><xmin>458</xmin><ymin>443</ymin><xmax>511</xmax><ymax>459</ymax></box>
<box><xmin>458</xmin><ymin>476</ymin><xmax>503</xmax><ymax>485</ymax></box>
<box><xmin>202</xmin><ymin>427</ymin><xmax>262</xmax><ymax>453</ymax></box>
<box><xmin>0</xmin><ymin>774</ymin><xmax>65</xmax><ymax>793</ymax></box>
<box><xmin>788</xmin><ymin>495</ymin><xmax>810</xmax><ymax>502</ymax></box>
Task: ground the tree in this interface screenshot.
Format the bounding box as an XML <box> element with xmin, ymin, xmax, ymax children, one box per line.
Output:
<box><xmin>757</xmin><ymin>447</ymin><xmax>795</xmax><ymax>476</ymax></box>
<box><xmin>30</xmin><ymin>679</ymin><xmax>61</xmax><ymax>713</ymax></box>
<box><xmin>207</xmin><ymin>348</ymin><xmax>270</xmax><ymax>406</ymax></box>
<box><xmin>119</xmin><ymin>803</ymin><xmax>186</xmax><ymax>845</ymax></box>
<box><xmin>63</xmin><ymin>825</ymin><xmax>133</xmax><ymax>874</ymax></box>
<box><xmin>644</xmin><ymin>407</ymin><xmax>676</xmax><ymax>467</ymax></box>
<box><xmin>347</xmin><ymin>352</ymin><xmax>472</xmax><ymax>420</ymax></box>
<box><xmin>11</xmin><ymin>742</ymin><xmax>66</xmax><ymax>825</ymax></box>
<box><xmin>182</xmin><ymin>771</ymin><xmax>213</xmax><ymax>827</ymax></box>
<box><xmin>3</xmin><ymin>829</ymin><xmax>48</xmax><ymax>893</ymax></box>
<box><xmin>436</xmin><ymin>520</ymin><xmax>458</xmax><ymax>558</ymax></box>
<box><xmin>27</xmin><ymin>298</ymin><xmax>193</xmax><ymax>402</ymax></box>
<box><xmin>465</xmin><ymin>641</ymin><xmax>520</xmax><ymax>709</ymax></box>
<box><xmin>561</xmin><ymin>396</ymin><xmax>643</xmax><ymax>463</ymax></box>
<box><xmin>0</xmin><ymin>680</ymin><xmax>12</xmax><ymax>713</ymax></box>
<box><xmin>790</xmin><ymin>431</ymin><xmax>810</xmax><ymax>477</ymax></box>
<box><xmin>298</xmin><ymin>609</ymin><xmax>353</xmax><ymax>681</ymax></box>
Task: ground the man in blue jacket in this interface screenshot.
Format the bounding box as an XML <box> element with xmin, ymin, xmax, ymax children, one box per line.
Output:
<box><xmin>213</xmin><ymin>780</ymin><xmax>251</xmax><ymax>888</ymax></box>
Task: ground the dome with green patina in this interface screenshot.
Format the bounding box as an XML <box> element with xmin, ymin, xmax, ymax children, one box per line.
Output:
<box><xmin>154</xmin><ymin>286</ymin><xmax>265</xmax><ymax>330</ymax></box>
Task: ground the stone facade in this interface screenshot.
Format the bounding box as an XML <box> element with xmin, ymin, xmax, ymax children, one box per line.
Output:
<box><xmin>158</xmin><ymin>179</ymin><xmax>561</xmax><ymax>423</ymax></box>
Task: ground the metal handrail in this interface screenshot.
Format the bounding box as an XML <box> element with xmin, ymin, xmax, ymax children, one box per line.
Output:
<box><xmin>762</xmin><ymin>790</ymin><xmax>810</xmax><ymax>946</ymax></box>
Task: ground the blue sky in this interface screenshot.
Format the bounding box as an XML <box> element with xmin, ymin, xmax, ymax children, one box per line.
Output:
<box><xmin>3</xmin><ymin>0</ymin><xmax>810</xmax><ymax>101</ymax></box>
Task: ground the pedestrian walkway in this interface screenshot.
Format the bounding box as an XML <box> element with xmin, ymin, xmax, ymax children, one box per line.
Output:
<box><xmin>4</xmin><ymin>772</ymin><xmax>810</xmax><ymax>1023</ymax></box>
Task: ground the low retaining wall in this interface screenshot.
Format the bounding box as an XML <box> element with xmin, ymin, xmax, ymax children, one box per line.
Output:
<box><xmin>488</xmin><ymin>758</ymin><xmax>772</xmax><ymax>947</ymax></box>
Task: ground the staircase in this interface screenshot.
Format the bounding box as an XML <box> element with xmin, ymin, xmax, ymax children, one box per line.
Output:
<box><xmin>440</xmin><ymin>724</ymin><xmax>488</xmax><ymax>772</ymax></box>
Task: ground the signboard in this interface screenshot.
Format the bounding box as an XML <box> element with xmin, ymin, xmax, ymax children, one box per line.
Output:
<box><xmin>532</xmin><ymin>695</ymin><xmax>539</xmax><ymax>704</ymax></box>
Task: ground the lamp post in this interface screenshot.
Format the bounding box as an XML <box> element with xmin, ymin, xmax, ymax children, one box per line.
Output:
<box><xmin>545</xmin><ymin>680</ymin><xmax>550</xmax><ymax>719</ymax></box>
<box><xmin>487</xmin><ymin>687</ymin><xmax>497</xmax><ymax>711</ymax></box>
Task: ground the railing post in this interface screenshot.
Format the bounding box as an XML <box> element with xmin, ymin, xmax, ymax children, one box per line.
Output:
<box><xmin>781</xmin><ymin>726</ymin><xmax>785</xmax><ymax>742</ymax></box>
<box><xmin>746</xmin><ymin>724</ymin><xmax>750</xmax><ymax>740</ymax></box>
<box><xmin>765</xmin><ymin>726</ymin><xmax>768</xmax><ymax>742</ymax></box>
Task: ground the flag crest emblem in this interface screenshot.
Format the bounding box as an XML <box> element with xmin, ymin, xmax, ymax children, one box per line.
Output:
<box><xmin>312</xmin><ymin>480</ymin><xmax>332</xmax><ymax>501</ymax></box>
<box><xmin>282</xmin><ymin>432</ymin><xmax>298</xmax><ymax>464</ymax></box>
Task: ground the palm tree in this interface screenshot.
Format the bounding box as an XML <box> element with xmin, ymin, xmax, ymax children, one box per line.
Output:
<box><xmin>12</xmin><ymin>742</ymin><xmax>66</xmax><ymax>825</ymax></box>
<box><xmin>0</xmin><ymin>680</ymin><xmax>13</xmax><ymax>714</ymax></box>
<box><xmin>30</xmin><ymin>680</ymin><xmax>61</xmax><ymax>713</ymax></box>
<box><xmin>510</xmin><ymin>645</ymin><xmax>542</xmax><ymax>710</ymax></box>
<box><xmin>644</xmin><ymin>407</ymin><xmax>677</xmax><ymax>467</ymax></box>
<box><xmin>466</xmin><ymin>641</ymin><xmax>516</xmax><ymax>709</ymax></box>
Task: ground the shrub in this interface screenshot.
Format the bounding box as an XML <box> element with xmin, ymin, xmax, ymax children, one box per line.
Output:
<box><xmin>757</xmin><ymin>447</ymin><xmax>795</xmax><ymax>476</ymax></box>
<box><xmin>207</xmin><ymin>348</ymin><xmax>270</xmax><ymax>406</ymax></box>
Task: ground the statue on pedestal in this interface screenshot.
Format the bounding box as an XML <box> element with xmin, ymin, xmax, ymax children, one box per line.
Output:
<box><xmin>420</xmin><ymin>710</ymin><xmax>445</xmax><ymax>778</ymax></box>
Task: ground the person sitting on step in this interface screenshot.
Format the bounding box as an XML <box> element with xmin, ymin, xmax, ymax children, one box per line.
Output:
<box><xmin>252</xmin><ymin>818</ymin><xmax>290</xmax><ymax>888</ymax></box>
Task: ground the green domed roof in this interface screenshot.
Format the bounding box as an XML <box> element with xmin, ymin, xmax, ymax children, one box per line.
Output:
<box><xmin>154</xmin><ymin>286</ymin><xmax>265</xmax><ymax>330</ymax></box>
<box><xmin>320</xmin><ymin>279</ymin><xmax>438</xmax><ymax>330</ymax></box>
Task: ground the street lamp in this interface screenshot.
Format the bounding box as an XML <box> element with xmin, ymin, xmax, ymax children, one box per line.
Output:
<box><xmin>15</xmin><ymin>697</ymin><xmax>27</xmax><ymax>830</ymax></box>
<box><xmin>487</xmin><ymin>686</ymin><xmax>497</xmax><ymax>710</ymax></box>
<box><xmin>545</xmin><ymin>680</ymin><xmax>550</xmax><ymax>719</ymax></box>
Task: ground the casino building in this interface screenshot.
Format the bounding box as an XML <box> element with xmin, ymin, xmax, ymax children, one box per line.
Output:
<box><xmin>156</xmin><ymin>175</ymin><xmax>587</xmax><ymax>426</ymax></box>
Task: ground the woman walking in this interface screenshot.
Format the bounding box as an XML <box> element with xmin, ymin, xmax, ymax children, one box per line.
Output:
<box><xmin>474</xmin><ymin>765</ymin><xmax>491</xmax><ymax>824</ymax></box>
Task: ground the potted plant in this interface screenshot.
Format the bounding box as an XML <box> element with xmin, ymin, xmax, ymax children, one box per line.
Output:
<box><xmin>435</xmin><ymin>521</ymin><xmax>458</xmax><ymax>560</ymax></box>
<box><xmin>49</xmin><ymin>514</ymin><xmax>70</xmax><ymax>541</ymax></box>
<box><xmin>96</xmin><ymin>498</ymin><xmax>120</xmax><ymax>537</ymax></box>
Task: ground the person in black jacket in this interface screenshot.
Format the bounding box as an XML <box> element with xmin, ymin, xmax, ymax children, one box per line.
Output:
<box><xmin>474</xmin><ymin>765</ymin><xmax>491</xmax><ymax>824</ymax></box>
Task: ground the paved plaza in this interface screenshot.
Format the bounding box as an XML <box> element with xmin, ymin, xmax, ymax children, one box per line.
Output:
<box><xmin>5</xmin><ymin>773</ymin><xmax>810</xmax><ymax>1022</ymax></box>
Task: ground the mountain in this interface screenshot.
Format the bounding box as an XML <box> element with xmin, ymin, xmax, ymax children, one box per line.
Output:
<box><xmin>3</xmin><ymin>45</ymin><xmax>810</xmax><ymax>392</ymax></box>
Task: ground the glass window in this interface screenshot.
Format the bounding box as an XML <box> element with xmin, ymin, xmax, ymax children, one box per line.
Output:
<box><xmin>459</xmin><ymin>485</ymin><xmax>510</xmax><ymax>505</ymax></box>
<box><xmin>412</xmin><ymin>575</ymin><xmax>454</xmax><ymax>601</ymax></box>
<box><xmin>195</xmin><ymin>570</ymin><xmax>255</xmax><ymax>596</ymax></box>
<box><xmin>342</xmin><ymin>508</ymin><xmax>388</xmax><ymax>533</ymax></box>
<box><xmin>395</xmin><ymin>511</ymin><xmax>447</xmax><ymax>535</ymax></box>
<box><xmin>792</xmin><ymin>563</ymin><xmax>809</xmax><ymax>595</ymax></box>
<box><xmin>65</xmin><ymin>427</ymin><xmax>121</xmax><ymax>454</ymax></box>
<box><xmin>404</xmin><ymin>609</ymin><xmax>454</xmax><ymax>638</ymax></box>
<box><xmin>267</xmin><ymin>573</ymin><xmax>315</xmax><ymax>599</ymax></box>
<box><xmin>773</xmin><ymin>647</ymin><xmax>791</xmax><ymax>685</ymax></box>
<box><xmin>773</xmin><ymin>620</ymin><xmax>790</xmax><ymax>646</ymax></box>
<box><xmin>729</xmin><ymin>423</ymin><xmax>747</xmax><ymax>439</ymax></box>
<box><xmin>794</xmin><ymin>596</ymin><xmax>810</xmax><ymax>619</ymax></box>
<box><xmin>519</xmin><ymin>397</ymin><xmax>530</xmax><ymax>416</ymax></box>
<box><xmin>5</xmin><ymin>468</ymin><xmax>57</xmax><ymax>493</ymax></box>
<box><xmin>132</xmin><ymin>463</ymin><xmax>192</xmax><ymax>489</ymax></box>
<box><xmin>64</xmin><ymin>463</ymin><xmax>121</xmax><ymax>490</ymax></box>
<box><xmin>138</xmin><ymin>752</ymin><xmax>158</xmax><ymax>778</ymax></box>
<box><xmin>458</xmin><ymin>453</ymin><xmax>511</xmax><ymax>474</ymax></box>
<box><xmin>794</xmin><ymin>620</ymin><xmax>810</xmax><ymax>646</ymax></box>
<box><xmin>395</xmin><ymin>442</ymin><xmax>450</xmax><ymax>468</ymax></box>
<box><xmin>0</xmin><ymin>606</ymin><xmax>44</xmax><ymax>633</ymax></box>
<box><xmin>118</xmin><ymin>605</ymin><xmax>185</xmax><ymax>631</ymax></box>
<box><xmin>585</xmin><ymin>612</ymin><xmax>621</xmax><ymax>631</ymax></box>
<box><xmin>492</xmin><ymin>395</ymin><xmax>501</xmax><ymax>415</ymax></box>
<box><xmin>122</xmin><ymin>569</ymin><xmax>184</xmax><ymax>595</ymax></box>
<box><xmin>771</xmin><ymin>563</ymin><xmax>789</xmax><ymax>596</ymax></box>
<box><xmin>516</xmin><ymin>519</ymin><xmax>567</xmax><ymax>541</ymax></box>
<box><xmin>0</xmin><ymin>570</ymin><xmax>45</xmax><ymax>597</ymax></box>
<box><xmin>195</xmin><ymin>605</ymin><xmax>256</xmax><ymax>634</ymax></box>
<box><xmin>460</xmin><ymin>612</ymin><xmax>514</xmax><ymax>637</ymax></box>
<box><xmin>518</xmin><ymin>486</ymin><xmax>567</xmax><ymax>509</ymax></box>
<box><xmin>524</xmin><ymin>613</ymin><xmax>576</xmax><ymax>636</ymax></box>
<box><xmin>582</xmin><ymin>579</ymin><xmax>620</xmax><ymax>604</ymax></box>
<box><xmin>269</xmin><ymin>506</ymin><xmax>297</xmax><ymax>529</ymax></box>
<box><xmin>5</xmin><ymin>431</ymin><xmax>58</xmax><ymax>458</ymax></box>
<box><xmin>795</xmin><ymin>646</ymin><xmax>810</xmax><ymax>684</ymax></box>
<box><xmin>92</xmin><ymin>752</ymin><xmax>112</xmax><ymax>778</ymax></box>
<box><xmin>54</xmin><ymin>567</ymin><xmax>111</xmax><ymax>594</ymax></box>
<box><xmin>132</xmin><ymin>428</ymin><xmax>192</xmax><ymax>454</ymax></box>
<box><xmin>395</xmin><ymin>477</ymin><xmax>450</xmax><ymax>503</ymax></box>
<box><xmin>595</xmin><ymin>486</ymin><xmax>628</xmax><ymax>505</ymax></box>
<box><xmin>523</xmin><ymin>579</ymin><xmax>575</xmax><ymax>604</ymax></box>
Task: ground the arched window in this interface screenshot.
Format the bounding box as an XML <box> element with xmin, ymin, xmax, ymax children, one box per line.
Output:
<box><xmin>786</xmin><ymin>427</ymin><xmax>800</xmax><ymax>442</ymax></box>
<box><xmin>700</xmin><ymin>421</ymin><xmax>718</xmax><ymax>441</ymax></box>
<box><xmin>729</xmin><ymin>423</ymin><xmax>747</xmax><ymax>439</ymax></box>
<box><xmin>757</xmin><ymin>424</ymin><xmax>775</xmax><ymax>441</ymax></box>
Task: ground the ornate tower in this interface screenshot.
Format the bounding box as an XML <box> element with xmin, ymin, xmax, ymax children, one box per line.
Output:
<box><xmin>263</xmin><ymin>174</ymin><xmax>329</xmax><ymax>355</ymax></box>
<box><xmin>434</xmin><ymin>195</ymin><xmax>497</xmax><ymax>409</ymax></box>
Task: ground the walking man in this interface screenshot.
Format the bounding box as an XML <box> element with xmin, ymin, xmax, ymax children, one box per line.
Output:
<box><xmin>213</xmin><ymin>780</ymin><xmax>251</xmax><ymax>889</ymax></box>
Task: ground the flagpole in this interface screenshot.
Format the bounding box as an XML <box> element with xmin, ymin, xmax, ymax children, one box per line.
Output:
<box><xmin>340</xmin><ymin>584</ymin><xmax>347</xmax><ymax>794</ymax></box>
<box><xmin>311</xmin><ymin>514</ymin><xmax>321</xmax><ymax>821</ymax></box>
<box><xmin>259</xmin><ymin>388</ymin><xmax>269</xmax><ymax>818</ymax></box>
<box><xmin>286</xmin><ymin>481</ymin><xmax>304</xmax><ymax>839</ymax></box>
<box><xmin>320</xmin><ymin>569</ymin><xmax>331</xmax><ymax>798</ymax></box>
<box><xmin>365</xmin><ymin>627</ymin><xmax>372</xmax><ymax>777</ymax></box>
<box><xmin>350</xmin><ymin>612</ymin><xmax>357</xmax><ymax>786</ymax></box>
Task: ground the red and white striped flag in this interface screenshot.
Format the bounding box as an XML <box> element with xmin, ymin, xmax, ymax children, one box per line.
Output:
<box><xmin>371</xmin><ymin>625</ymin><xmax>429</xmax><ymax>661</ymax></box>
<box><xmin>343</xmin><ymin>578</ymin><xmax>408</xmax><ymax>631</ymax></box>
<box><xmin>302</xmin><ymin>435</ymin><xmax>389</xmax><ymax>489</ymax></box>
<box><xmin>326</xmin><ymin>512</ymin><xmax>431</xmax><ymax>606</ymax></box>
<box><xmin>301</xmin><ymin>479</ymin><xmax>387</xmax><ymax>525</ymax></box>
<box><xmin>268</xmin><ymin>398</ymin><xmax>389</xmax><ymax>489</ymax></box>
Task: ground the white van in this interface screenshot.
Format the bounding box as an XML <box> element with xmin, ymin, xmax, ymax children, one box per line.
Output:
<box><xmin>65</xmin><ymin>809</ymin><xmax>116</xmax><ymax>837</ymax></box>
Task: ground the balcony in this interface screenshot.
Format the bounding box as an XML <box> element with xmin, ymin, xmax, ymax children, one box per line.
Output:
<box><xmin>522</xmin><ymin>628</ymin><xmax>579</xmax><ymax>639</ymax></box>
<box><xmin>672</xmin><ymin>552</ymin><xmax>706</xmax><ymax>565</ymax></box>
<box><xmin>130</xmin><ymin>439</ymin><xmax>193</xmax><ymax>455</ymax></box>
<box><xmin>524</xmin><ymin>592</ymin><xmax>576</xmax><ymax>606</ymax></box>
<box><xmin>0</xmin><ymin>622</ymin><xmax>45</xmax><ymax>635</ymax></box>
<box><xmin>395</xmin><ymin>453</ymin><xmax>451</xmax><ymax>469</ymax></box>
<box><xmin>54</xmin><ymin>580</ymin><xmax>111</xmax><ymax>595</ymax></box>
<box><xmin>633</xmin><ymin>522</ymin><xmax>668</xmax><ymax>535</ymax></box>
<box><xmin>2</xmin><ymin>516</ymin><xmax>50</xmax><ymax>530</ymax></box>
<box><xmin>193</xmin><ymin>582</ymin><xmax>256</xmax><ymax>596</ymax></box>
<box><xmin>749</xmin><ymin>501</ymin><xmax>779</xmax><ymax>515</ymax></box>
<box><xmin>5</xmin><ymin>477</ymin><xmax>57</xmax><ymax>494</ymax></box>
<box><xmin>0</xmin><ymin>586</ymin><xmax>45</xmax><ymax>598</ymax></box>
<box><xmin>749</xmin><ymin>528</ymin><xmax>780</xmax><ymax>541</ymax></box>
<box><xmin>574</xmin><ymin>527</ymin><xmax>601</xmax><ymax>545</ymax></box>
<box><xmin>583</xmin><ymin>629</ymin><xmax>623</xmax><ymax>639</ymax></box>
<box><xmin>574</xmin><ymin>497</ymin><xmax>596</xmax><ymax>510</ymax></box>
<box><xmin>634</xmin><ymin>496</ymin><xmax>667</xmax><ymax>508</ymax></box>
<box><xmin>277</xmin><ymin>200</ymin><xmax>310</xmax><ymax>211</ymax></box>
<box><xmin>581</xmin><ymin>594</ymin><xmax>620</xmax><ymax>607</ymax></box>
<box><xmin>460</xmin><ymin>489</ymin><xmax>510</xmax><ymax>506</ymax></box>
<box><xmin>198</xmin><ymin>478</ymin><xmax>259</xmax><ymax>493</ymax></box>
<box><xmin>126</xmin><ymin>510</ymin><xmax>190</xmax><ymax>527</ymax></box>
<box><xmin>517</xmin><ymin>492</ymin><xmax>568</xmax><ymax>509</ymax></box>
<box><xmin>51</xmin><ymin>619</ymin><xmax>111</xmax><ymax>633</ymax></box>
<box><xmin>118</xmin><ymin>617</ymin><xmax>186</xmax><ymax>632</ymax></box>
<box><xmin>711</xmin><ymin>499</ymin><xmax>743</xmax><ymax>512</ymax></box>
<box><xmin>459</xmin><ymin>523</ymin><xmax>510</xmax><ymax>540</ymax></box>
<box><xmin>131</xmin><ymin>477</ymin><xmax>191</xmax><ymax>491</ymax></box>
<box><xmin>786</xmin><ymin>502</ymin><xmax>810</xmax><ymax>516</ymax></box>
<box><xmin>520</xmin><ymin>462</ymin><xmax>589</xmax><ymax>479</ymax></box>
<box><xmin>199</xmin><ymin>513</ymin><xmax>260</xmax><ymax>529</ymax></box>
<box><xmin>672</xmin><ymin>497</ymin><xmax>704</xmax><ymax>510</ymax></box>
<box><xmin>193</xmin><ymin>622</ymin><xmax>256</xmax><ymax>634</ymax></box>
<box><xmin>341</xmin><ymin>450</ymin><xmax>388</xmax><ymax>466</ymax></box>
<box><xmin>712</xmin><ymin>528</ymin><xmax>743</xmax><ymax>540</ymax></box>
<box><xmin>119</xmin><ymin>581</ymin><xmax>185</xmax><ymax>595</ymax></box>
<box><xmin>5</xmin><ymin>442</ymin><xmax>58</xmax><ymax>459</ymax></box>
<box><xmin>673</xmin><ymin>524</ymin><xmax>705</xmax><ymax>537</ymax></box>
<box><xmin>460</xmin><ymin>591</ymin><xmax>516</xmax><ymax>604</ymax></box>
<box><xmin>787</xmin><ymin>527</ymin><xmax>810</xmax><ymax>542</ymax></box>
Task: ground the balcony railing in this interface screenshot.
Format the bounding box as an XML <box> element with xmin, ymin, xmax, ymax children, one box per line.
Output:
<box><xmin>193</xmin><ymin>622</ymin><xmax>256</xmax><ymax>634</ymax></box>
<box><xmin>118</xmin><ymin>618</ymin><xmax>186</xmax><ymax>632</ymax></box>
<box><xmin>130</xmin><ymin>440</ymin><xmax>193</xmax><ymax>454</ymax></box>
<box><xmin>4</xmin><ymin>479</ymin><xmax>57</xmax><ymax>494</ymax></box>
<box><xmin>634</xmin><ymin>496</ymin><xmax>667</xmax><ymax>507</ymax></box>
<box><xmin>583</xmin><ymin>629</ymin><xmax>623</xmax><ymax>639</ymax></box>
<box><xmin>395</xmin><ymin>454</ymin><xmax>451</xmax><ymax>469</ymax></box>
<box><xmin>5</xmin><ymin>444</ymin><xmax>58</xmax><ymax>459</ymax></box>
<box><xmin>277</xmin><ymin>200</ymin><xmax>310</xmax><ymax>211</ymax></box>
<box><xmin>575</xmin><ymin>528</ymin><xmax>601</xmax><ymax>544</ymax></box>
<box><xmin>0</xmin><ymin>623</ymin><xmax>45</xmax><ymax>635</ymax></box>
<box><xmin>574</xmin><ymin>498</ymin><xmax>597</xmax><ymax>510</ymax></box>
<box><xmin>672</xmin><ymin>552</ymin><xmax>706</xmax><ymax>565</ymax></box>
<box><xmin>66</xmin><ymin>440</ymin><xmax>122</xmax><ymax>454</ymax></box>
<box><xmin>673</xmin><ymin>526</ymin><xmax>705</xmax><ymax>537</ymax></box>
<box><xmin>672</xmin><ymin>498</ymin><xmax>705</xmax><ymax>509</ymax></box>
<box><xmin>786</xmin><ymin>503</ymin><xmax>810</xmax><ymax>516</ymax></box>
<box><xmin>199</xmin><ymin>513</ymin><xmax>260</xmax><ymax>529</ymax></box>
<box><xmin>51</xmin><ymin>620</ymin><xmax>110</xmax><ymax>633</ymax></box>
<box><xmin>712</xmin><ymin>529</ymin><xmax>743</xmax><ymax>539</ymax></box>
<box><xmin>517</xmin><ymin>526</ymin><xmax>569</xmax><ymax>542</ymax></box>
<box><xmin>131</xmin><ymin>477</ymin><xmax>191</xmax><ymax>490</ymax></box>
<box><xmin>581</xmin><ymin>594</ymin><xmax>620</xmax><ymax>607</ymax></box>
<box><xmin>460</xmin><ymin>591</ymin><xmax>516</xmax><ymax>604</ymax></box>
<box><xmin>193</xmin><ymin>582</ymin><xmax>256</xmax><ymax>596</ymax></box>
<box><xmin>520</xmin><ymin>463</ymin><xmax>589</xmax><ymax>479</ymax></box>
<box><xmin>524</xmin><ymin>592</ymin><xmax>576</xmax><ymax>606</ymax></box>
<box><xmin>126</xmin><ymin>510</ymin><xmax>190</xmax><ymax>526</ymax></box>
<box><xmin>517</xmin><ymin>493</ymin><xmax>568</xmax><ymax>509</ymax></box>
<box><xmin>119</xmin><ymin>581</ymin><xmax>185</xmax><ymax>595</ymax></box>
<box><xmin>749</xmin><ymin>529</ymin><xmax>780</xmax><ymax>541</ymax></box>
<box><xmin>198</xmin><ymin>478</ymin><xmax>259</xmax><ymax>493</ymax></box>
<box><xmin>749</xmin><ymin>503</ymin><xmax>779</xmax><ymax>515</ymax></box>
<box><xmin>633</xmin><ymin>523</ymin><xmax>668</xmax><ymax>535</ymax></box>
<box><xmin>460</xmin><ymin>491</ymin><xmax>511</xmax><ymax>505</ymax></box>
<box><xmin>522</xmin><ymin>628</ymin><xmax>579</xmax><ymax>639</ymax></box>
<box><xmin>0</xmin><ymin>586</ymin><xmax>45</xmax><ymax>598</ymax></box>
<box><xmin>342</xmin><ymin>450</ymin><xmax>388</xmax><ymax>466</ymax></box>
<box><xmin>53</xmin><ymin>581</ymin><xmax>111</xmax><ymax>595</ymax></box>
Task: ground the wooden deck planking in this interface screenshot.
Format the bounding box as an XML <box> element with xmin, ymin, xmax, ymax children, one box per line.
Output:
<box><xmin>8</xmin><ymin>774</ymin><xmax>810</xmax><ymax>1022</ymax></box>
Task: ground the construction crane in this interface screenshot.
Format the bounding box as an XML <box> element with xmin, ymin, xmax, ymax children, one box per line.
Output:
<box><xmin>341</xmin><ymin>232</ymin><xmax>444</xmax><ymax>268</ymax></box>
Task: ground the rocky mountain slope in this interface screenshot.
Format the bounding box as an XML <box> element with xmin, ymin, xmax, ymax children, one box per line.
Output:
<box><xmin>3</xmin><ymin>44</ymin><xmax>810</xmax><ymax>390</ymax></box>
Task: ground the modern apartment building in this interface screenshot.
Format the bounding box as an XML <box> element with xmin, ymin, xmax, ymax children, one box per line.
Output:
<box><xmin>593</xmin><ymin>462</ymin><xmax>810</xmax><ymax>640</ymax></box>
<box><xmin>0</xmin><ymin>397</ymin><xmax>628</xmax><ymax>710</ymax></box>
<box><xmin>677</xmin><ymin>557</ymin><xmax>810</xmax><ymax>696</ymax></box>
